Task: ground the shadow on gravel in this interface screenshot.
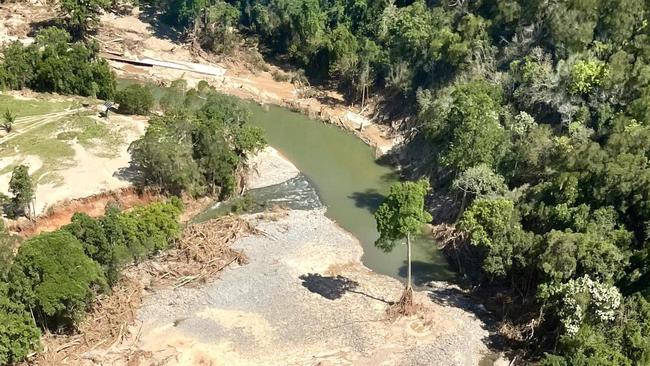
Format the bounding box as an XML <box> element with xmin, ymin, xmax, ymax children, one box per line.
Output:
<box><xmin>113</xmin><ymin>164</ymin><xmax>143</xmax><ymax>184</ymax></box>
<box><xmin>137</xmin><ymin>5</ymin><xmax>184</xmax><ymax>43</ymax></box>
<box><xmin>28</xmin><ymin>19</ymin><xmax>59</xmax><ymax>37</ymax></box>
<box><xmin>299</xmin><ymin>273</ymin><xmax>393</xmax><ymax>304</ymax></box>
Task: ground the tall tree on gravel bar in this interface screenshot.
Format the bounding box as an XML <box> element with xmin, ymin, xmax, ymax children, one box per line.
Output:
<box><xmin>374</xmin><ymin>179</ymin><xmax>432</xmax><ymax>315</ymax></box>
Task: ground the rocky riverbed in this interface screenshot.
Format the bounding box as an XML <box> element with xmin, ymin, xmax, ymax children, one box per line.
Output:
<box><xmin>117</xmin><ymin>148</ymin><xmax>499</xmax><ymax>366</ymax></box>
<box><xmin>130</xmin><ymin>208</ymin><xmax>494</xmax><ymax>366</ymax></box>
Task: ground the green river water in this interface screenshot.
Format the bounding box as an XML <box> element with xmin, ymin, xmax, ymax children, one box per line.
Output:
<box><xmin>118</xmin><ymin>79</ymin><xmax>454</xmax><ymax>283</ymax></box>
<box><xmin>205</xmin><ymin>104</ymin><xmax>455</xmax><ymax>283</ymax></box>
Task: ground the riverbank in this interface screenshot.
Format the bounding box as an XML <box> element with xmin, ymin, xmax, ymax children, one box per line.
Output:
<box><xmin>93</xmin><ymin>7</ymin><xmax>399</xmax><ymax>156</ymax></box>
<box><xmin>132</xmin><ymin>209</ymin><xmax>493</xmax><ymax>366</ymax></box>
<box><xmin>48</xmin><ymin>148</ymin><xmax>499</xmax><ymax>366</ymax></box>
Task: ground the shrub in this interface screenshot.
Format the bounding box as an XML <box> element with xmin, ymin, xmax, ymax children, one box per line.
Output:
<box><xmin>0</xmin><ymin>221</ymin><xmax>19</xmax><ymax>279</ymax></box>
<box><xmin>0</xmin><ymin>27</ymin><xmax>116</xmax><ymax>99</ymax></box>
<box><xmin>0</xmin><ymin>283</ymin><xmax>40</xmax><ymax>365</ymax></box>
<box><xmin>8</xmin><ymin>165</ymin><xmax>34</xmax><ymax>218</ymax></box>
<box><xmin>66</xmin><ymin>212</ymin><xmax>111</xmax><ymax>264</ymax></box>
<box><xmin>8</xmin><ymin>230</ymin><xmax>106</xmax><ymax>330</ymax></box>
<box><xmin>114</xmin><ymin>84</ymin><xmax>154</xmax><ymax>115</ymax></box>
<box><xmin>126</xmin><ymin>201</ymin><xmax>182</xmax><ymax>253</ymax></box>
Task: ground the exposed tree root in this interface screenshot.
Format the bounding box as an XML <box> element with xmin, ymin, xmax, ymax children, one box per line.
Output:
<box><xmin>386</xmin><ymin>286</ymin><xmax>420</xmax><ymax>320</ymax></box>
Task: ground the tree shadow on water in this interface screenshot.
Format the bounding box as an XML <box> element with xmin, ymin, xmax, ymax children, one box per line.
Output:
<box><xmin>398</xmin><ymin>260</ymin><xmax>457</xmax><ymax>286</ymax></box>
<box><xmin>348</xmin><ymin>189</ymin><xmax>385</xmax><ymax>213</ymax></box>
<box><xmin>299</xmin><ymin>273</ymin><xmax>393</xmax><ymax>304</ymax></box>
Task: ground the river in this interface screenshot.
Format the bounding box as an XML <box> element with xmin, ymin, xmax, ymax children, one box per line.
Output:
<box><xmin>118</xmin><ymin>78</ymin><xmax>454</xmax><ymax>284</ymax></box>
<box><xmin>198</xmin><ymin>104</ymin><xmax>455</xmax><ymax>284</ymax></box>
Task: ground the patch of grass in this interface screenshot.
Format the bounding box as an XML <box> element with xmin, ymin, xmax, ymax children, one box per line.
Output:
<box><xmin>0</xmin><ymin>112</ymin><xmax>125</xmax><ymax>186</ymax></box>
<box><xmin>1</xmin><ymin>118</ymin><xmax>75</xmax><ymax>182</ymax></box>
<box><xmin>63</xmin><ymin>115</ymin><xmax>124</xmax><ymax>157</ymax></box>
<box><xmin>0</xmin><ymin>95</ymin><xmax>74</xmax><ymax>118</ymax></box>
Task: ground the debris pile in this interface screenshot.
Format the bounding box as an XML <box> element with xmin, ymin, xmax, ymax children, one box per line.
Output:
<box><xmin>152</xmin><ymin>215</ymin><xmax>252</xmax><ymax>288</ymax></box>
<box><xmin>29</xmin><ymin>215</ymin><xmax>253</xmax><ymax>365</ymax></box>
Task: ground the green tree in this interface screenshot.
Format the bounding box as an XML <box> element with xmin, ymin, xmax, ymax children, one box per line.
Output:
<box><xmin>569</xmin><ymin>59</ymin><xmax>609</xmax><ymax>95</ymax></box>
<box><xmin>458</xmin><ymin>198</ymin><xmax>537</xmax><ymax>282</ymax></box>
<box><xmin>0</xmin><ymin>42</ymin><xmax>32</xmax><ymax>90</ymax></box>
<box><xmin>66</xmin><ymin>212</ymin><xmax>111</xmax><ymax>265</ymax></box>
<box><xmin>425</xmin><ymin>80</ymin><xmax>508</xmax><ymax>174</ymax></box>
<box><xmin>130</xmin><ymin>91</ymin><xmax>264</xmax><ymax>198</ymax></box>
<box><xmin>60</xmin><ymin>0</ymin><xmax>110</xmax><ymax>38</ymax></box>
<box><xmin>1</xmin><ymin>27</ymin><xmax>116</xmax><ymax>99</ymax></box>
<box><xmin>2</xmin><ymin>109</ymin><xmax>15</xmax><ymax>133</ymax></box>
<box><xmin>8</xmin><ymin>230</ymin><xmax>106</xmax><ymax>330</ymax></box>
<box><xmin>114</xmin><ymin>84</ymin><xmax>154</xmax><ymax>115</ymax></box>
<box><xmin>126</xmin><ymin>201</ymin><xmax>182</xmax><ymax>253</ymax></box>
<box><xmin>129</xmin><ymin>112</ymin><xmax>204</xmax><ymax>195</ymax></box>
<box><xmin>0</xmin><ymin>283</ymin><xmax>40</xmax><ymax>365</ymax></box>
<box><xmin>452</xmin><ymin>164</ymin><xmax>507</xmax><ymax>214</ymax></box>
<box><xmin>8</xmin><ymin>165</ymin><xmax>34</xmax><ymax>219</ymax></box>
<box><xmin>196</xmin><ymin>2</ymin><xmax>242</xmax><ymax>54</ymax></box>
<box><xmin>99</xmin><ymin>206</ymin><xmax>132</xmax><ymax>284</ymax></box>
<box><xmin>374</xmin><ymin>179</ymin><xmax>432</xmax><ymax>313</ymax></box>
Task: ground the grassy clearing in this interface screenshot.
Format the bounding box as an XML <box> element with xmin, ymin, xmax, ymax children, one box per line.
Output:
<box><xmin>57</xmin><ymin>115</ymin><xmax>124</xmax><ymax>158</ymax></box>
<box><xmin>0</xmin><ymin>95</ymin><xmax>126</xmax><ymax>185</ymax></box>
<box><xmin>0</xmin><ymin>94</ymin><xmax>75</xmax><ymax>118</ymax></box>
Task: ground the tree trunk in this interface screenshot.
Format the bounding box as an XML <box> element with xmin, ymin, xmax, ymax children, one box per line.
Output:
<box><xmin>406</xmin><ymin>232</ymin><xmax>412</xmax><ymax>290</ymax></box>
<box><xmin>386</xmin><ymin>234</ymin><xmax>416</xmax><ymax>318</ymax></box>
<box><xmin>456</xmin><ymin>191</ymin><xmax>467</xmax><ymax>222</ymax></box>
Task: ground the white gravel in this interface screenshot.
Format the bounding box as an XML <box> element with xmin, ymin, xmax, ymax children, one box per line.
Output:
<box><xmin>132</xmin><ymin>209</ymin><xmax>494</xmax><ymax>365</ymax></box>
<box><xmin>246</xmin><ymin>146</ymin><xmax>300</xmax><ymax>190</ymax></box>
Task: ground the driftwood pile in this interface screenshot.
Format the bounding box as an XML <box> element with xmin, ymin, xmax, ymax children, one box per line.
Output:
<box><xmin>30</xmin><ymin>215</ymin><xmax>254</xmax><ymax>365</ymax></box>
<box><xmin>151</xmin><ymin>216</ymin><xmax>252</xmax><ymax>288</ymax></box>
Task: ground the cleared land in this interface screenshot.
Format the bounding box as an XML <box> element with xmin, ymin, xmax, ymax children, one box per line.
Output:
<box><xmin>0</xmin><ymin>93</ymin><xmax>147</xmax><ymax>214</ymax></box>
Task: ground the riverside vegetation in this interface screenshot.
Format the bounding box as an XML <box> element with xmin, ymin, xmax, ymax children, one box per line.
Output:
<box><xmin>2</xmin><ymin>0</ymin><xmax>650</xmax><ymax>363</ymax></box>
<box><xmin>0</xmin><ymin>76</ymin><xmax>266</xmax><ymax>363</ymax></box>
<box><xmin>0</xmin><ymin>13</ymin><xmax>265</xmax><ymax>359</ymax></box>
<box><xmin>148</xmin><ymin>0</ymin><xmax>650</xmax><ymax>363</ymax></box>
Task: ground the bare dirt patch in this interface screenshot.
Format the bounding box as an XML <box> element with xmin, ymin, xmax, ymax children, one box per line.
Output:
<box><xmin>8</xmin><ymin>187</ymin><xmax>162</xmax><ymax>237</ymax></box>
<box><xmin>0</xmin><ymin>96</ymin><xmax>147</xmax><ymax>215</ymax></box>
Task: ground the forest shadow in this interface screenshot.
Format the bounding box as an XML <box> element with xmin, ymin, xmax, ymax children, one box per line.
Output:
<box><xmin>299</xmin><ymin>273</ymin><xmax>393</xmax><ymax>304</ymax></box>
<box><xmin>137</xmin><ymin>5</ymin><xmax>184</xmax><ymax>43</ymax></box>
<box><xmin>348</xmin><ymin>189</ymin><xmax>384</xmax><ymax>212</ymax></box>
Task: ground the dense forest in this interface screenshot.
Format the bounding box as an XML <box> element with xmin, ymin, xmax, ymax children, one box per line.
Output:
<box><xmin>143</xmin><ymin>0</ymin><xmax>650</xmax><ymax>363</ymax></box>
<box><xmin>0</xmin><ymin>199</ymin><xmax>183</xmax><ymax>364</ymax></box>
<box><xmin>1</xmin><ymin>0</ymin><xmax>650</xmax><ymax>363</ymax></box>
